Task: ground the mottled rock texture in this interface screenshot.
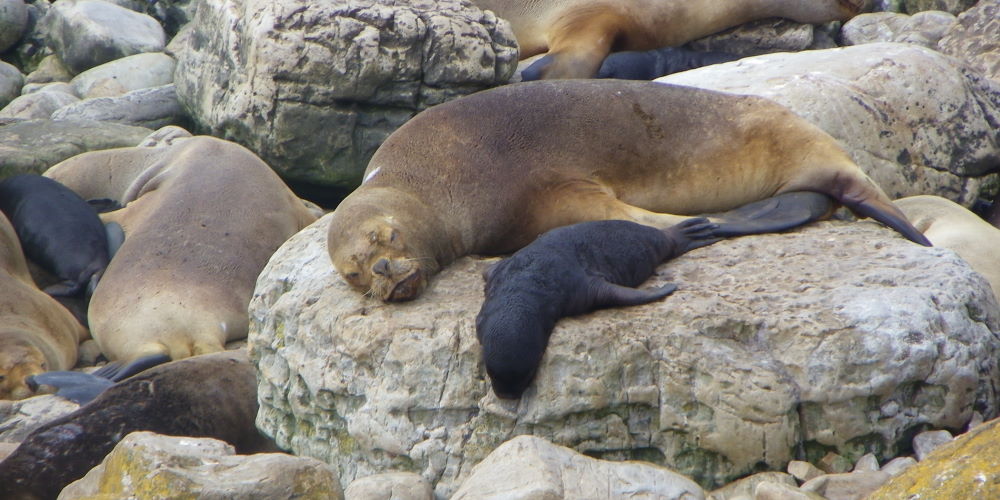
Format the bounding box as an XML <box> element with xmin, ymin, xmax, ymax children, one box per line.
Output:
<box><xmin>937</xmin><ymin>0</ymin><xmax>1000</xmax><ymax>83</ymax></box>
<box><xmin>0</xmin><ymin>119</ymin><xmax>151</xmax><ymax>176</ymax></box>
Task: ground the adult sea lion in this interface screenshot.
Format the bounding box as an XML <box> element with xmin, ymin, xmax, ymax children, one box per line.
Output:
<box><xmin>0</xmin><ymin>174</ymin><xmax>112</xmax><ymax>297</ymax></box>
<box><xmin>45</xmin><ymin>136</ymin><xmax>318</xmax><ymax>361</ymax></box>
<box><xmin>0</xmin><ymin>350</ymin><xmax>277</xmax><ymax>500</ymax></box>
<box><xmin>0</xmin><ymin>213</ymin><xmax>87</xmax><ymax>400</ymax></box>
<box><xmin>474</xmin><ymin>0</ymin><xmax>870</xmax><ymax>79</ymax></box>
<box><xmin>477</xmin><ymin>217</ymin><xmax>722</xmax><ymax>399</ymax></box>
<box><xmin>326</xmin><ymin>80</ymin><xmax>930</xmax><ymax>303</ymax></box>
<box><xmin>896</xmin><ymin>195</ymin><xmax>1000</xmax><ymax>301</ymax></box>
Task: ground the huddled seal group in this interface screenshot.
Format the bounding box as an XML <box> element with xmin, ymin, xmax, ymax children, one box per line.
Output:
<box><xmin>327</xmin><ymin>80</ymin><xmax>930</xmax><ymax>303</ymax></box>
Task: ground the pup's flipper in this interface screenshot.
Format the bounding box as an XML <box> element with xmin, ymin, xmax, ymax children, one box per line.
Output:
<box><xmin>590</xmin><ymin>279</ymin><xmax>678</xmax><ymax>308</ymax></box>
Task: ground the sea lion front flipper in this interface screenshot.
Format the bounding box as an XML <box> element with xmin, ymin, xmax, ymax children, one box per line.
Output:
<box><xmin>590</xmin><ymin>278</ymin><xmax>678</xmax><ymax>309</ymax></box>
<box><xmin>26</xmin><ymin>371</ymin><xmax>114</xmax><ymax>405</ymax></box>
<box><xmin>708</xmin><ymin>191</ymin><xmax>835</xmax><ymax>237</ymax></box>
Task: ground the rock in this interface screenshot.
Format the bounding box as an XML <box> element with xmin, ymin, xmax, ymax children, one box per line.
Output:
<box><xmin>817</xmin><ymin>453</ymin><xmax>853</xmax><ymax>474</ymax></box>
<box><xmin>0</xmin><ymin>395</ymin><xmax>79</xmax><ymax>443</ymax></box>
<box><xmin>57</xmin><ymin>431</ymin><xmax>344</xmax><ymax>500</ymax></box>
<box><xmin>903</xmin><ymin>0</ymin><xmax>979</xmax><ymax>14</ymax></box>
<box><xmin>20</xmin><ymin>81</ymin><xmax>75</xmax><ymax>96</ymax></box>
<box><xmin>0</xmin><ymin>0</ymin><xmax>28</xmax><ymax>52</ymax></box>
<box><xmin>841</xmin><ymin>11</ymin><xmax>957</xmax><ymax>47</ymax></box>
<box><xmin>137</xmin><ymin>124</ymin><xmax>193</xmax><ymax>147</ymax></box>
<box><xmin>69</xmin><ymin>52</ymin><xmax>176</xmax><ymax>99</ymax></box>
<box><xmin>0</xmin><ymin>119</ymin><xmax>151</xmax><ymax>177</ymax></box>
<box><xmin>708</xmin><ymin>472</ymin><xmax>796</xmax><ymax>500</ymax></box>
<box><xmin>686</xmin><ymin>18</ymin><xmax>820</xmax><ymax>57</ymax></box>
<box><xmin>852</xmin><ymin>453</ymin><xmax>880</xmax><ymax>472</ymax></box>
<box><xmin>787</xmin><ymin>461</ymin><xmax>825</xmax><ymax>483</ymax></box>
<box><xmin>879</xmin><ymin>456</ymin><xmax>917</xmax><ymax>476</ymax></box>
<box><xmin>868</xmin><ymin>417</ymin><xmax>1000</xmax><ymax>498</ymax></box>
<box><xmin>0</xmin><ymin>442</ymin><xmax>16</xmax><ymax>461</ymax></box>
<box><xmin>800</xmin><ymin>471</ymin><xmax>891</xmax><ymax>500</ymax></box>
<box><xmin>449</xmin><ymin>435</ymin><xmax>704</xmax><ymax>500</ymax></box>
<box><xmin>51</xmin><ymin>84</ymin><xmax>184</xmax><ymax>128</ymax></box>
<box><xmin>938</xmin><ymin>0</ymin><xmax>1000</xmax><ymax>83</ymax></box>
<box><xmin>658</xmin><ymin>43</ymin><xmax>1000</xmax><ymax>206</ymax></box>
<box><xmin>968</xmin><ymin>411</ymin><xmax>985</xmax><ymax>430</ymax></box>
<box><xmin>40</xmin><ymin>0</ymin><xmax>166</xmax><ymax>74</ymax></box>
<box><xmin>753</xmin><ymin>481</ymin><xmax>825</xmax><ymax>500</ymax></box>
<box><xmin>0</xmin><ymin>88</ymin><xmax>79</xmax><ymax>120</ymax></box>
<box><xmin>912</xmin><ymin>429</ymin><xmax>954</xmax><ymax>460</ymax></box>
<box><xmin>344</xmin><ymin>472</ymin><xmax>433</xmax><ymax>500</ymax></box>
<box><xmin>24</xmin><ymin>54</ymin><xmax>73</xmax><ymax>85</ymax></box>
<box><xmin>0</xmin><ymin>61</ymin><xmax>24</xmax><ymax>109</ymax></box>
<box><xmin>170</xmin><ymin>0</ymin><xmax>518</xmax><ymax>191</ymax></box>
<box><xmin>3</xmin><ymin>0</ymin><xmax>49</xmax><ymax>73</ymax></box>
<box><xmin>250</xmin><ymin>214</ymin><xmax>1000</xmax><ymax>495</ymax></box>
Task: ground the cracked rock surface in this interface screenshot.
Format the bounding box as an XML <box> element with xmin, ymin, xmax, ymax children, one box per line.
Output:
<box><xmin>170</xmin><ymin>0</ymin><xmax>518</xmax><ymax>191</ymax></box>
<box><xmin>249</xmin><ymin>214</ymin><xmax>1000</xmax><ymax>497</ymax></box>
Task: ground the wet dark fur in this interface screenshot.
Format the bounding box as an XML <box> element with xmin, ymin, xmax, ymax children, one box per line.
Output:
<box><xmin>595</xmin><ymin>46</ymin><xmax>741</xmax><ymax>80</ymax></box>
<box><xmin>0</xmin><ymin>351</ymin><xmax>276</xmax><ymax>500</ymax></box>
<box><xmin>476</xmin><ymin>218</ymin><xmax>719</xmax><ymax>399</ymax></box>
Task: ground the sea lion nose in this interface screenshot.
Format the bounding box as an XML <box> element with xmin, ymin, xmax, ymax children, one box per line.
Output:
<box><xmin>372</xmin><ymin>258</ymin><xmax>391</xmax><ymax>276</ymax></box>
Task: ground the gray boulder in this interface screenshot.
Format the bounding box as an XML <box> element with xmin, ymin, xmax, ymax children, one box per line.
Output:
<box><xmin>250</xmin><ymin>214</ymin><xmax>1000</xmax><ymax>495</ymax></box>
<box><xmin>0</xmin><ymin>395</ymin><xmax>79</xmax><ymax>443</ymax></box>
<box><xmin>938</xmin><ymin>0</ymin><xmax>1000</xmax><ymax>84</ymax></box>
<box><xmin>345</xmin><ymin>472</ymin><xmax>433</xmax><ymax>500</ymax></box>
<box><xmin>24</xmin><ymin>54</ymin><xmax>73</xmax><ymax>85</ymax></box>
<box><xmin>658</xmin><ymin>43</ymin><xmax>1000</xmax><ymax>206</ymax></box>
<box><xmin>0</xmin><ymin>119</ymin><xmax>151</xmax><ymax>176</ymax></box>
<box><xmin>902</xmin><ymin>0</ymin><xmax>979</xmax><ymax>14</ymax></box>
<box><xmin>52</xmin><ymin>84</ymin><xmax>183</xmax><ymax>128</ymax></box>
<box><xmin>0</xmin><ymin>88</ymin><xmax>80</xmax><ymax>119</ymax></box>
<box><xmin>686</xmin><ymin>18</ymin><xmax>827</xmax><ymax>57</ymax></box>
<box><xmin>0</xmin><ymin>61</ymin><xmax>24</xmax><ymax>109</ymax></box>
<box><xmin>0</xmin><ymin>0</ymin><xmax>28</xmax><ymax>52</ymax></box>
<box><xmin>40</xmin><ymin>0</ymin><xmax>166</xmax><ymax>74</ymax></box>
<box><xmin>841</xmin><ymin>11</ymin><xmax>957</xmax><ymax>47</ymax></box>
<box><xmin>170</xmin><ymin>0</ymin><xmax>518</xmax><ymax>191</ymax></box>
<box><xmin>69</xmin><ymin>51</ymin><xmax>175</xmax><ymax>99</ymax></box>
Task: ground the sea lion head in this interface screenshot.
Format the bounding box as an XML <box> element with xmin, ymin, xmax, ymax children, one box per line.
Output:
<box><xmin>327</xmin><ymin>189</ymin><xmax>448</xmax><ymax>302</ymax></box>
<box><xmin>0</xmin><ymin>338</ymin><xmax>46</xmax><ymax>400</ymax></box>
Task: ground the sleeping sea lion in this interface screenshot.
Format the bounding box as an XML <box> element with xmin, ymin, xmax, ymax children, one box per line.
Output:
<box><xmin>326</xmin><ymin>80</ymin><xmax>930</xmax><ymax>303</ymax></box>
<box><xmin>474</xmin><ymin>0</ymin><xmax>870</xmax><ymax>79</ymax></box>
<box><xmin>0</xmin><ymin>350</ymin><xmax>277</xmax><ymax>500</ymax></box>
<box><xmin>0</xmin><ymin>213</ymin><xmax>88</xmax><ymax>400</ymax></box>
<box><xmin>44</xmin><ymin>136</ymin><xmax>318</xmax><ymax>361</ymax></box>
<box><xmin>593</xmin><ymin>46</ymin><xmax>741</xmax><ymax>80</ymax></box>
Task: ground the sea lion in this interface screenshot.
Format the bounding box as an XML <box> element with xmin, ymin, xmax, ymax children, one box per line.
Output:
<box><xmin>0</xmin><ymin>350</ymin><xmax>277</xmax><ymax>500</ymax></box>
<box><xmin>45</xmin><ymin>136</ymin><xmax>318</xmax><ymax>361</ymax></box>
<box><xmin>477</xmin><ymin>217</ymin><xmax>721</xmax><ymax>399</ymax></box>
<box><xmin>592</xmin><ymin>46</ymin><xmax>741</xmax><ymax>80</ymax></box>
<box><xmin>0</xmin><ymin>213</ymin><xmax>88</xmax><ymax>400</ymax></box>
<box><xmin>474</xmin><ymin>0</ymin><xmax>870</xmax><ymax>79</ymax></box>
<box><xmin>326</xmin><ymin>80</ymin><xmax>931</xmax><ymax>303</ymax></box>
<box><xmin>895</xmin><ymin>195</ymin><xmax>1000</xmax><ymax>301</ymax></box>
<box><xmin>0</xmin><ymin>174</ymin><xmax>112</xmax><ymax>297</ymax></box>
<box><xmin>26</xmin><ymin>353</ymin><xmax>171</xmax><ymax>404</ymax></box>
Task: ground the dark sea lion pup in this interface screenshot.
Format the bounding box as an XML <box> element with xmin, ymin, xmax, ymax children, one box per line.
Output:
<box><xmin>477</xmin><ymin>217</ymin><xmax>721</xmax><ymax>399</ymax></box>
<box><xmin>0</xmin><ymin>174</ymin><xmax>112</xmax><ymax>297</ymax></box>
<box><xmin>591</xmin><ymin>46</ymin><xmax>741</xmax><ymax>81</ymax></box>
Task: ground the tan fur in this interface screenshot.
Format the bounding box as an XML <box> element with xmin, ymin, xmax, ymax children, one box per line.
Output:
<box><xmin>896</xmin><ymin>195</ymin><xmax>1000</xmax><ymax>302</ymax></box>
<box><xmin>0</xmin><ymin>213</ymin><xmax>87</xmax><ymax>400</ymax></box>
<box><xmin>327</xmin><ymin>80</ymin><xmax>921</xmax><ymax>302</ymax></box>
<box><xmin>474</xmin><ymin>0</ymin><xmax>869</xmax><ymax>78</ymax></box>
<box><xmin>45</xmin><ymin>137</ymin><xmax>318</xmax><ymax>361</ymax></box>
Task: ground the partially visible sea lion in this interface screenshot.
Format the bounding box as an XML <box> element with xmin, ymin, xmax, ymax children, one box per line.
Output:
<box><xmin>896</xmin><ymin>195</ymin><xmax>1000</xmax><ymax>301</ymax></box>
<box><xmin>0</xmin><ymin>350</ymin><xmax>278</xmax><ymax>500</ymax></box>
<box><xmin>327</xmin><ymin>80</ymin><xmax>930</xmax><ymax>303</ymax></box>
<box><xmin>27</xmin><ymin>353</ymin><xmax>171</xmax><ymax>404</ymax></box>
<box><xmin>0</xmin><ymin>213</ymin><xmax>88</xmax><ymax>400</ymax></box>
<box><xmin>593</xmin><ymin>46</ymin><xmax>741</xmax><ymax>80</ymax></box>
<box><xmin>477</xmin><ymin>217</ymin><xmax>721</xmax><ymax>399</ymax></box>
<box><xmin>0</xmin><ymin>174</ymin><xmax>111</xmax><ymax>297</ymax></box>
<box><xmin>45</xmin><ymin>136</ymin><xmax>318</xmax><ymax>361</ymax></box>
<box><xmin>474</xmin><ymin>0</ymin><xmax>870</xmax><ymax>79</ymax></box>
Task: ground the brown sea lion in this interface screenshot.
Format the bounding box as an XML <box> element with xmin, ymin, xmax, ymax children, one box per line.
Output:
<box><xmin>45</xmin><ymin>136</ymin><xmax>318</xmax><ymax>361</ymax></box>
<box><xmin>474</xmin><ymin>0</ymin><xmax>871</xmax><ymax>79</ymax></box>
<box><xmin>0</xmin><ymin>213</ymin><xmax>88</xmax><ymax>400</ymax></box>
<box><xmin>896</xmin><ymin>195</ymin><xmax>1000</xmax><ymax>301</ymax></box>
<box><xmin>326</xmin><ymin>80</ymin><xmax>930</xmax><ymax>302</ymax></box>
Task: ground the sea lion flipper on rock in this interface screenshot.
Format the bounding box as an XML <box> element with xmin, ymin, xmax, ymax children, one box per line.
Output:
<box><xmin>589</xmin><ymin>279</ymin><xmax>678</xmax><ymax>308</ymax></box>
<box><xmin>26</xmin><ymin>353</ymin><xmax>171</xmax><ymax>404</ymax></box>
<box><xmin>708</xmin><ymin>191</ymin><xmax>835</xmax><ymax>237</ymax></box>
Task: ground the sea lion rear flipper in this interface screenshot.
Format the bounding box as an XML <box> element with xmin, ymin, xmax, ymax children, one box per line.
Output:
<box><xmin>590</xmin><ymin>278</ymin><xmax>677</xmax><ymax>308</ymax></box>
<box><xmin>847</xmin><ymin>197</ymin><xmax>932</xmax><ymax>247</ymax></box>
<box><xmin>708</xmin><ymin>191</ymin><xmax>834</xmax><ymax>237</ymax></box>
<box><xmin>26</xmin><ymin>371</ymin><xmax>114</xmax><ymax>405</ymax></box>
<box><xmin>107</xmin><ymin>353</ymin><xmax>170</xmax><ymax>382</ymax></box>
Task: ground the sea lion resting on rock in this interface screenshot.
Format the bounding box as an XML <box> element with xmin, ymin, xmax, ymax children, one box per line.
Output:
<box><xmin>896</xmin><ymin>195</ymin><xmax>1000</xmax><ymax>301</ymax></box>
<box><xmin>45</xmin><ymin>136</ymin><xmax>319</xmax><ymax>361</ymax></box>
<box><xmin>474</xmin><ymin>0</ymin><xmax>870</xmax><ymax>79</ymax></box>
<box><xmin>477</xmin><ymin>218</ymin><xmax>722</xmax><ymax>399</ymax></box>
<box><xmin>327</xmin><ymin>80</ymin><xmax>930</xmax><ymax>303</ymax></box>
<box><xmin>0</xmin><ymin>350</ymin><xmax>277</xmax><ymax>500</ymax></box>
<box><xmin>0</xmin><ymin>213</ymin><xmax>88</xmax><ymax>400</ymax></box>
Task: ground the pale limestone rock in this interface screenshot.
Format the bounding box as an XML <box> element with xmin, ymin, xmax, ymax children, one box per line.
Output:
<box><xmin>0</xmin><ymin>119</ymin><xmax>151</xmax><ymax>177</ymax></box>
<box><xmin>0</xmin><ymin>395</ymin><xmax>78</xmax><ymax>443</ymax></box>
<box><xmin>344</xmin><ymin>472</ymin><xmax>433</xmax><ymax>500</ymax></box>
<box><xmin>800</xmin><ymin>471</ymin><xmax>892</xmax><ymax>500</ymax></box>
<box><xmin>879</xmin><ymin>456</ymin><xmax>917</xmax><ymax>476</ymax></box>
<box><xmin>58</xmin><ymin>431</ymin><xmax>344</xmax><ymax>500</ymax></box>
<box><xmin>841</xmin><ymin>11</ymin><xmax>957</xmax><ymax>47</ymax></box>
<box><xmin>24</xmin><ymin>54</ymin><xmax>73</xmax><ymax>84</ymax></box>
<box><xmin>21</xmin><ymin>81</ymin><xmax>75</xmax><ymax>96</ymax></box>
<box><xmin>449</xmin><ymin>435</ymin><xmax>704</xmax><ymax>500</ymax></box>
<box><xmin>937</xmin><ymin>0</ymin><xmax>1000</xmax><ymax>83</ymax></box>
<box><xmin>658</xmin><ymin>43</ymin><xmax>1000</xmax><ymax>206</ymax></box>
<box><xmin>0</xmin><ymin>89</ymin><xmax>79</xmax><ymax>120</ymax></box>
<box><xmin>686</xmin><ymin>19</ymin><xmax>818</xmax><ymax>56</ymax></box>
<box><xmin>852</xmin><ymin>453</ymin><xmax>880</xmax><ymax>472</ymax></box>
<box><xmin>40</xmin><ymin>0</ymin><xmax>166</xmax><ymax>73</ymax></box>
<box><xmin>913</xmin><ymin>429</ymin><xmax>954</xmax><ymax>461</ymax></box>
<box><xmin>787</xmin><ymin>461</ymin><xmax>824</xmax><ymax>483</ymax></box>
<box><xmin>0</xmin><ymin>61</ymin><xmax>24</xmax><ymax>109</ymax></box>
<box><xmin>250</xmin><ymin>214</ymin><xmax>1000</xmax><ymax>495</ymax></box>
<box><xmin>708</xmin><ymin>472</ymin><xmax>796</xmax><ymax>500</ymax></box>
<box><xmin>69</xmin><ymin>52</ymin><xmax>175</xmax><ymax>99</ymax></box>
<box><xmin>170</xmin><ymin>0</ymin><xmax>518</xmax><ymax>190</ymax></box>
<box><xmin>903</xmin><ymin>0</ymin><xmax>979</xmax><ymax>14</ymax></box>
<box><xmin>51</xmin><ymin>84</ymin><xmax>183</xmax><ymax>128</ymax></box>
<box><xmin>753</xmin><ymin>482</ymin><xmax>825</xmax><ymax>500</ymax></box>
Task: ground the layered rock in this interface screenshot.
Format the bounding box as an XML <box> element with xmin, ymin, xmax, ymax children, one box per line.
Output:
<box><xmin>51</xmin><ymin>84</ymin><xmax>183</xmax><ymax>128</ymax></box>
<box><xmin>250</xmin><ymin>215</ymin><xmax>1000</xmax><ymax>496</ymax></box>
<box><xmin>658</xmin><ymin>43</ymin><xmax>1000</xmax><ymax>206</ymax></box>
<box><xmin>937</xmin><ymin>0</ymin><xmax>1000</xmax><ymax>84</ymax></box>
<box><xmin>170</xmin><ymin>0</ymin><xmax>518</xmax><ymax>191</ymax></box>
<box><xmin>841</xmin><ymin>10</ymin><xmax>957</xmax><ymax>47</ymax></box>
